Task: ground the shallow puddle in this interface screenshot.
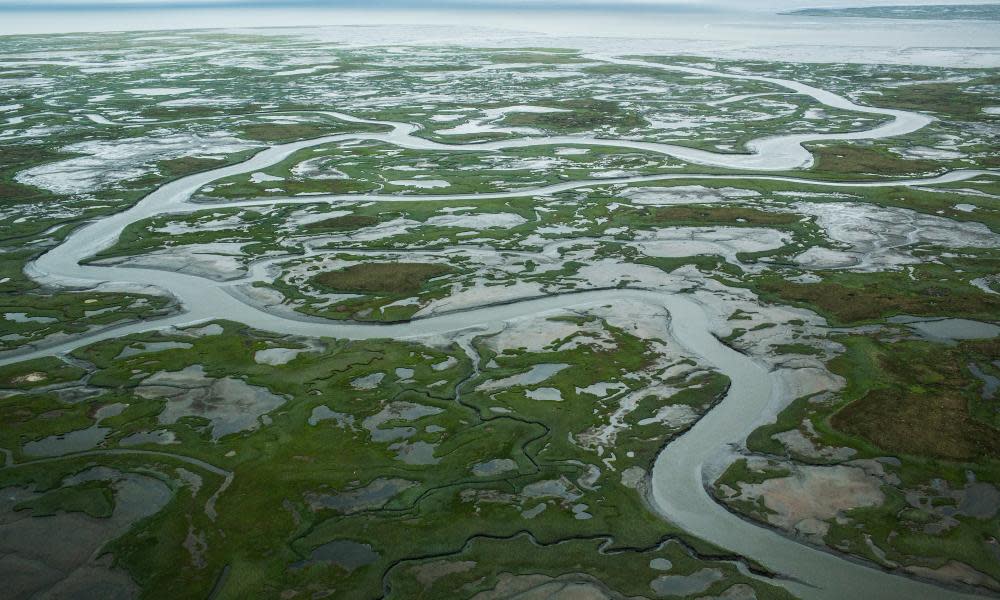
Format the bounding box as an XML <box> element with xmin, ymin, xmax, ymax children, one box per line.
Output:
<box><xmin>291</xmin><ymin>540</ymin><xmax>379</xmax><ymax>572</ymax></box>
<box><xmin>650</xmin><ymin>568</ymin><xmax>723</xmax><ymax>596</ymax></box>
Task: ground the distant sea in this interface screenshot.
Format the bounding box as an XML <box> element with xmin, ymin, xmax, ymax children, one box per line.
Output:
<box><xmin>1</xmin><ymin>0</ymin><xmax>999</xmax><ymax>68</ymax></box>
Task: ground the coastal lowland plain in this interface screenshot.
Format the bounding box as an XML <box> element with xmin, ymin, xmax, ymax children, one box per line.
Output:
<box><xmin>0</xmin><ymin>20</ymin><xmax>999</xmax><ymax>600</ymax></box>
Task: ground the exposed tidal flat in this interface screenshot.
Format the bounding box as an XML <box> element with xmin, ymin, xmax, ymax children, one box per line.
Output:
<box><xmin>0</xmin><ymin>24</ymin><xmax>999</xmax><ymax>600</ymax></box>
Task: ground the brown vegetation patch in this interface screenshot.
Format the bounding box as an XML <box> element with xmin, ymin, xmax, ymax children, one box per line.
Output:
<box><xmin>0</xmin><ymin>182</ymin><xmax>35</xmax><ymax>201</ymax></box>
<box><xmin>650</xmin><ymin>206</ymin><xmax>799</xmax><ymax>226</ymax></box>
<box><xmin>502</xmin><ymin>99</ymin><xmax>645</xmax><ymax>132</ymax></box>
<box><xmin>313</xmin><ymin>263</ymin><xmax>452</xmax><ymax>295</ymax></box>
<box><xmin>303</xmin><ymin>214</ymin><xmax>378</xmax><ymax>232</ymax></box>
<box><xmin>757</xmin><ymin>277</ymin><xmax>1000</xmax><ymax>324</ymax></box>
<box><xmin>142</xmin><ymin>106</ymin><xmax>221</xmax><ymax>119</ymax></box>
<box><xmin>281</xmin><ymin>179</ymin><xmax>371</xmax><ymax>194</ymax></box>
<box><xmin>866</xmin><ymin>83</ymin><xmax>994</xmax><ymax>121</ymax></box>
<box><xmin>832</xmin><ymin>388</ymin><xmax>1000</xmax><ymax>461</ymax></box>
<box><xmin>831</xmin><ymin>337</ymin><xmax>1000</xmax><ymax>461</ymax></box>
<box><xmin>158</xmin><ymin>157</ymin><xmax>225</xmax><ymax>178</ymax></box>
<box><xmin>239</xmin><ymin>123</ymin><xmax>330</xmax><ymax>142</ymax></box>
<box><xmin>812</xmin><ymin>144</ymin><xmax>939</xmax><ymax>176</ymax></box>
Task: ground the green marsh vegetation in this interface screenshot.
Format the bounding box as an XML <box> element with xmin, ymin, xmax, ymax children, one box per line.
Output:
<box><xmin>2</xmin><ymin>34</ymin><xmax>999</xmax><ymax>597</ymax></box>
<box><xmin>722</xmin><ymin>333</ymin><xmax>1000</xmax><ymax>581</ymax></box>
<box><xmin>751</xmin><ymin>257</ymin><xmax>1000</xmax><ymax>325</ymax></box>
<box><xmin>0</xmin><ymin>322</ymin><xmax>788</xmax><ymax>599</ymax></box>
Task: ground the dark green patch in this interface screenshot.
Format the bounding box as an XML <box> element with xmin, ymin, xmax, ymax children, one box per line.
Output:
<box><xmin>302</xmin><ymin>214</ymin><xmax>378</xmax><ymax>232</ymax></box>
<box><xmin>313</xmin><ymin>263</ymin><xmax>453</xmax><ymax>295</ymax></box>
<box><xmin>15</xmin><ymin>481</ymin><xmax>115</xmax><ymax>518</ymax></box>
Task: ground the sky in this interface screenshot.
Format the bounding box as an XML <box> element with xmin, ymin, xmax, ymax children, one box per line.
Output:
<box><xmin>3</xmin><ymin>0</ymin><xmax>999</xmax><ymax>7</ymax></box>
<box><xmin>3</xmin><ymin>0</ymin><xmax>999</xmax><ymax>18</ymax></box>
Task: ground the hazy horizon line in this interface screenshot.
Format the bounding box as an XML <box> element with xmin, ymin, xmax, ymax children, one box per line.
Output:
<box><xmin>0</xmin><ymin>0</ymin><xmax>721</xmax><ymax>9</ymax></box>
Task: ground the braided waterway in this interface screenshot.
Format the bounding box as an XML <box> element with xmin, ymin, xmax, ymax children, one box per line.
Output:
<box><xmin>8</xmin><ymin>56</ymin><xmax>997</xmax><ymax>599</ymax></box>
